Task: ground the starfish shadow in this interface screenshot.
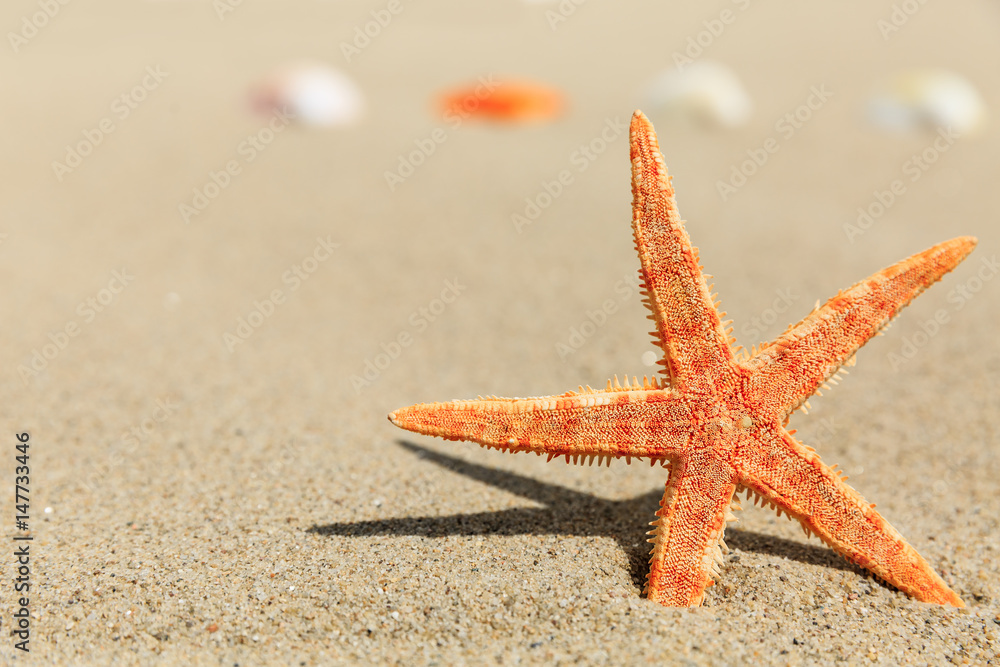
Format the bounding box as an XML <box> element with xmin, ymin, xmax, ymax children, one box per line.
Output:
<box><xmin>308</xmin><ymin>441</ymin><xmax>861</xmax><ymax>589</ymax></box>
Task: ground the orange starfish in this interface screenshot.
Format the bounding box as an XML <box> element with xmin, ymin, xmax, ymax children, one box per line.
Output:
<box><xmin>389</xmin><ymin>110</ymin><xmax>974</xmax><ymax>608</ymax></box>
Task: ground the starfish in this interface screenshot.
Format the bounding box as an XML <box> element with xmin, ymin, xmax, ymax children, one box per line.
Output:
<box><xmin>388</xmin><ymin>110</ymin><xmax>974</xmax><ymax>608</ymax></box>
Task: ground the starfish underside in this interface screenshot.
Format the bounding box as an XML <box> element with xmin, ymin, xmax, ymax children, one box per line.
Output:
<box><xmin>389</xmin><ymin>110</ymin><xmax>973</xmax><ymax>608</ymax></box>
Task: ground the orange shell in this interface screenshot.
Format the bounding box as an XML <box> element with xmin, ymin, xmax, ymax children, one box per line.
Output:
<box><xmin>438</xmin><ymin>80</ymin><xmax>564</xmax><ymax>123</ymax></box>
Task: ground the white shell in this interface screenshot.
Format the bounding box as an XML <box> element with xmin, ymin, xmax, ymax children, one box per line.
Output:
<box><xmin>251</xmin><ymin>63</ymin><xmax>364</xmax><ymax>127</ymax></box>
<box><xmin>645</xmin><ymin>61</ymin><xmax>752</xmax><ymax>129</ymax></box>
<box><xmin>868</xmin><ymin>68</ymin><xmax>986</xmax><ymax>135</ymax></box>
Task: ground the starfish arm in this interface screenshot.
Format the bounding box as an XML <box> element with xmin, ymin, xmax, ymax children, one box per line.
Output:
<box><xmin>739</xmin><ymin>426</ymin><xmax>964</xmax><ymax>607</ymax></box>
<box><xmin>747</xmin><ymin>237</ymin><xmax>977</xmax><ymax>419</ymax></box>
<box><xmin>629</xmin><ymin>111</ymin><xmax>735</xmax><ymax>394</ymax></box>
<box><xmin>645</xmin><ymin>451</ymin><xmax>738</xmax><ymax>606</ymax></box>
<box><xmin>388</xmin><ymin>387</ymin><xmax>694</xmax><ymax>462</ymax></box>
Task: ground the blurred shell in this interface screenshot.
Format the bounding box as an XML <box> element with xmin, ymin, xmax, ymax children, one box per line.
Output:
<box><xmin>250</xmin><ymin>63</ymin><xmax>364</xmax><ymax>127</ymax></box>
<box><xmin>868</xmin><ymin>69</ymin><xmax>986</xmax><ymax>135</ymax></box>
<box><xmin>645</xmin><ymin>61</ymin><xmax>752</xmax><ymax>129</ymax></box>
<box><xmin>438</xmin><ymin>80</ymin><xmax>564</xmax><ymax>123</ymax></box>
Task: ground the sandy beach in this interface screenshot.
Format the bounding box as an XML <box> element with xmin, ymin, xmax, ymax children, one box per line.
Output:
<box><xmin>1</xmin><ymin>0</ymin><xmax>999</xmax><ymax>664</ymax></box>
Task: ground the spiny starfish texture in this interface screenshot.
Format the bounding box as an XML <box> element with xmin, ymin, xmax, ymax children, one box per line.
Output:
<box><xmin>389</xmin><ymin>110</ymin><xmax>974</xmax><ymax>608</ymax></box>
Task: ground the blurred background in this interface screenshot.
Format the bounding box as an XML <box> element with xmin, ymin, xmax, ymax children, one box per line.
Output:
<box><xmin>3</xmin><ymin>2</ymin><xmax>996</xmax><ymax>410</ymax></box>
<box><xmin>1</xmin><ymin>0</ymin><xmax>998</xmax><ymax>661</ymax></box>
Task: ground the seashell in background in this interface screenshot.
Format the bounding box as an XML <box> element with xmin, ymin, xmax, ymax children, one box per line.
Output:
<box><xmin>249</xmin><ymin>62</ymin><xmax>365</xmax><ymax>127</ymax></box>
<box><xmin>437</xmin><ymin>79</ymin><xmax>564</xmax><ymax>123</ymax></box>
<box><xmin>644</xmin><ymin>61</ymin><xmax>752</xmax><ymax>129</ymax></box>
<box><xmin>868</xmin><ymin>68</ymin><xmax>986</xmax><ymax>135</ymax></box>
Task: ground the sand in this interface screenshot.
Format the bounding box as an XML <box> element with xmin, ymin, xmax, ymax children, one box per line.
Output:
<box><xmin>2</xmin><ymin>0</ymin><xmax>999</xmax><ymax>664</ymax></box>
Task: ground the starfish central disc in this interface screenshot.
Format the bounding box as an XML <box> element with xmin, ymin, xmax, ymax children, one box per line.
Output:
<box><xmin>674</xmin><ymin>396</ymin><xmax>751</xmax><ymax>454</ymax></box>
